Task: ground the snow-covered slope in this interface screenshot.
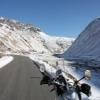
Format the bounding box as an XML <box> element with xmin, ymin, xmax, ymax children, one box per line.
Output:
<box><xmin>40</xmin><ymin>32</ymin><xmax>74</xmax><ymax>53</ymax></box>
<box><xmin>0</xmin><ymin>17</ymin><xmax>74</xmax><ymax>55</ymax></box>
<box><xmin>62</xmin><ymin>18</ymin><xmax>100</xmax><ymax>63</ymax></box>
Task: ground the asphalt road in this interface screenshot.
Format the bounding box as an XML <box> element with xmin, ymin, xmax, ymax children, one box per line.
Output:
<box><xmin>0</xmin><ymin>56</ymin><xmax>55</xmax><ymax>100</ymax></box>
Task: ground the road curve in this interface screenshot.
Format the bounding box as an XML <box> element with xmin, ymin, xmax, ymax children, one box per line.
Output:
<box><xmin>0</xmin><ymin>56</ymin><xmax>55</xmax><ymax>100</ymax></box>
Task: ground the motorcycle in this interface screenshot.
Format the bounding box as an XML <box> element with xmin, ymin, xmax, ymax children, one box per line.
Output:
<box><xmin>40</xmin><ymin>69</ymin><xmax>91</xmax><ymax>100</ymax></box>
<box><xmin>33</xmin><ymin>61</ymin><xmax>92</xmax><ymax>100</ymax></box>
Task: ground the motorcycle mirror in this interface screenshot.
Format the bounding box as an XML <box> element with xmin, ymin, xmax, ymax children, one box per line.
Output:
<box><xmin>84</xmin><ymin>70</ymin><xmax>92</xmax><ymax>80</ymax></box>
<box><xmin>40</xmin><ymin>65</ymin><xmax>45</xmax><ymax>73</ymax></box>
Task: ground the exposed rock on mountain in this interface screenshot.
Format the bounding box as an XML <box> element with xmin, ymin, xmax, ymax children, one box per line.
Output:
<box><xmin>0</xmin><ymin>17</ymin><xmax>74</xmax><ymax>55</ymax></box>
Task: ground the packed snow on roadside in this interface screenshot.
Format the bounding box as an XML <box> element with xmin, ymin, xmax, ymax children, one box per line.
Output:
<box><xmin>29</xmin><ymin>54</ymin><xmax>57</xmax><ymax>78</ymax></box>
<box><xmin>0</xmin><ymin>56</ymin><xmax>14</xmax><ymax>69</ymax></box>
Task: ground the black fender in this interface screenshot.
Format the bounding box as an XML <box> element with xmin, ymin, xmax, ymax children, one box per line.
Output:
<box><xmin>81</xmin><ymin>83</ymin><xmax>91</xmax><ymax>96</ymax></box>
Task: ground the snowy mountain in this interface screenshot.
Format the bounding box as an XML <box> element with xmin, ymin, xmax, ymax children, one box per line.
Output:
<box><xmin>62</xmin><ymin>18</ymin><xmax>100</xmax><ymax>66</ymax></box>
<box><xmin>40</xmin><ymin>32</ymin><xmax>74</xmax><ymax>53</ymax></box>
<box><xmin>0</xmin><ymin>17</ymin><xmax>74</xmax><ymax>55</ymax></box>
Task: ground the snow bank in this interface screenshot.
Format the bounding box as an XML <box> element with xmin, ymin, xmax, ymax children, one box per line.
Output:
<box><xmin>29</xmin><ymin>55</ymin><xmax>57</xmax><ymax>78</ymax></box>
<box><xmin>0</xmin><ymin>56</ymin><xmax>14</xmax><ymax>69</ymax></box>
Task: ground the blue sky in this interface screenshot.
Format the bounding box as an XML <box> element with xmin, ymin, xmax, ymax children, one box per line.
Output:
<box><xmin>0</xmin><ymin>0</ymin><xmax>100</xmax><ymax>37</ymax></box>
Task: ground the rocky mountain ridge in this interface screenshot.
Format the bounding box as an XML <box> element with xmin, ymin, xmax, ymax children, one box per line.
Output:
<box><xmin>0</xmin><ymin>17</ymin><xmax>74</xmax><ymax>55</ymax></box>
